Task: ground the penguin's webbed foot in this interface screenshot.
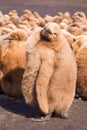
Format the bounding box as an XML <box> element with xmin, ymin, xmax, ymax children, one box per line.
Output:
<box><xmin>30</xmin><ymin>113</ymin><xmax>52</xmax><ymax>122</ymax></box>
<box><xmin>61</xmin><ymin>112</ymin><xmax>69</xmax><ymax>119</ymax></box>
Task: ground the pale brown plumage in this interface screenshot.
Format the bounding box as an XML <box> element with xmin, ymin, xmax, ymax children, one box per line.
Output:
<box><xmin>0</xmin><ymin>29</ymin><xmax>28</xmax><ymax>97</ymax></box>
<box><xmin>76</xmin><ymin>43</ymin><xmax>87</xmax><ymax>100</ymax></box>
<box><xmin>72</xmin><ymin>35</ymin><xmax>87</xmax><ymax>100</ymax></box>
<box><xmin>22</xmin><ymin>22</ymin><xmax>77</xmax><ymax>121</ymax></box>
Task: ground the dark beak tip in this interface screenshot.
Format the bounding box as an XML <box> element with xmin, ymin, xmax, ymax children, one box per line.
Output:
<box><xmin>46</xmin><ymin>28</ymin><xmax>52</xmax><ymax>34</ymax></box>
<box><xmin>4</xmin><ymin>37</ymin><xmax>10</xmax><ymax>40</ymax></box>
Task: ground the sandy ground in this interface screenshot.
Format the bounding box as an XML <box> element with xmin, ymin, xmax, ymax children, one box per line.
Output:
<box><xmin>0</xmin><ymin>0</ymin><xmax>87</xmax><ymax>130</ymax></box>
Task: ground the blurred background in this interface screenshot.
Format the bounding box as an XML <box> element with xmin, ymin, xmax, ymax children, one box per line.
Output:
<box><xmin>0</xmin><ymin>0</ymin><xmax>87</xmax><ymax>16</ymax></box>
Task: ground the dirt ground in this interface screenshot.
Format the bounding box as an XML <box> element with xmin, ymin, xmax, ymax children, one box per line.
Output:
<box><xmin>0</xmin><ymin>0</ymin><xmax>87</xmax><ymax>130</ymax></box>
<box><xmin>0</xmin><ymin>95</ymin><xmax>87</xmax><ymax>130</ymax></box>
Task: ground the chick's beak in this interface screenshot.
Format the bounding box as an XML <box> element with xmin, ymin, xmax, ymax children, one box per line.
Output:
<box><xmin>4</xmin><ymin>37</ymin><xmax>11</xmax><ymax>40</ymax></box>
<box><xmin>4</xmin><ymin>37</ymin><xmax>17</xmax><ymax>41</ymax></box>
<box><xmin>46</xmin><ymin>28</ymin><xmax>53</xmax><ymax>34</ymax></box>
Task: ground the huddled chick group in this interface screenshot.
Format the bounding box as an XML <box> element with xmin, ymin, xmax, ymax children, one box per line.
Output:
<box><xmin>0</xmin><ymin>9</ymin><xmax>87</xmax><ymax>101</ymax></box>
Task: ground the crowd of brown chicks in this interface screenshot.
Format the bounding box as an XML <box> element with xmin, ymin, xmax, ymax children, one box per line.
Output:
<box><xmin>0</xmin><ymin>9</ymin><xmax>87</xmax><ymax>100</ymax></box>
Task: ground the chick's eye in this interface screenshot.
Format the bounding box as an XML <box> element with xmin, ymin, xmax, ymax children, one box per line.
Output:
<box><xmin>54</xmin><ymin>33</ymin><xmax>57</xmax><ymax>35</ymax></box>
<box><xmin>44</xmin><ymin>27</ymin><xmax>46</xmax><ymax>30</ymax></box>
